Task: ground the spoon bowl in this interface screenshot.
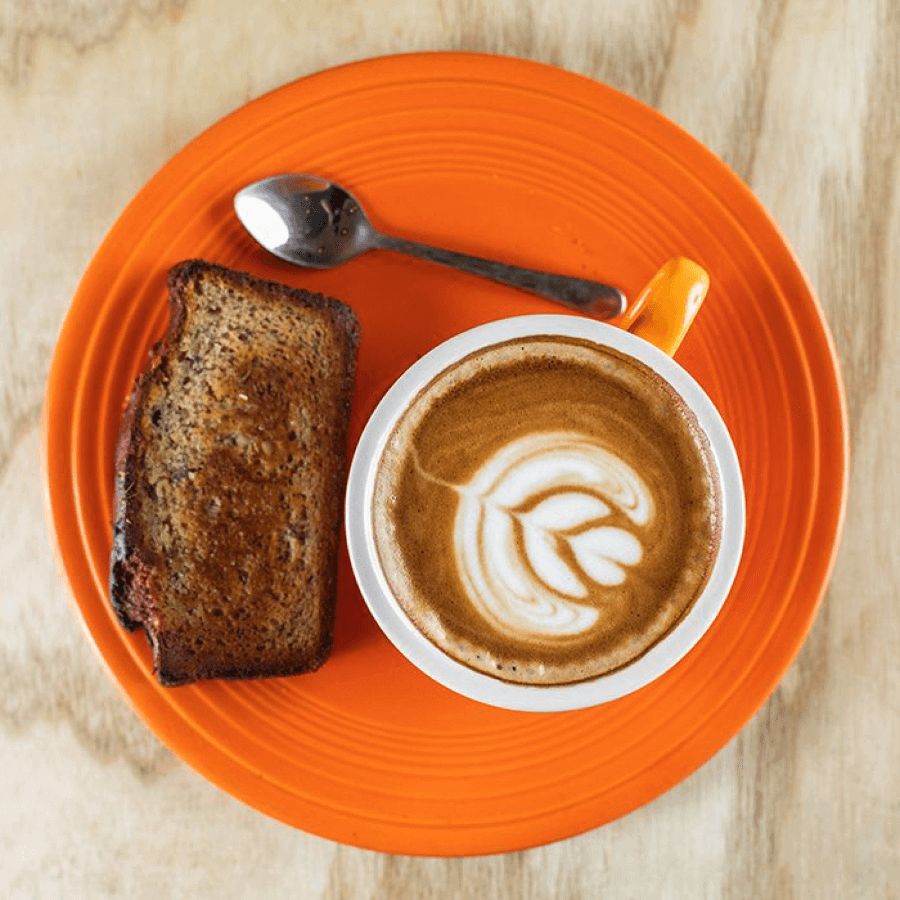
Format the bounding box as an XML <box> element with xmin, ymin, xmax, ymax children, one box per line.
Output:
<box><xmin>235</xmin><ymin>175</ymin><xmax>375</xmax><ymax>268</ymax></box>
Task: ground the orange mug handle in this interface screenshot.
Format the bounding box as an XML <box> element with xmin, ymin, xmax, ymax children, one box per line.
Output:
<box><xmin>610</xmin><ymin>257</ymin><xmax>710</xmax><ymax>356</ymax></box>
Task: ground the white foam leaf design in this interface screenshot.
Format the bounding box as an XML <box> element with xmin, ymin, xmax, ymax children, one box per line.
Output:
<box><xmin>526</xmin><ymin>493</ymin><xmax>610</xmax><ymax>531</ymax></box>
<box><xmin>570</xmin><ymin>527</ymin><xmax>643</xmax><ymax>586</ymax></box>
<box><xmin>454</xmin><ymin>432</ymin><xmax>653</xmax><ymax>641</ymax></box>
<box><xmin>485</xmin><ymin>506</ymin><xmax>531</xmax><ymax>599</ymax></box>
<box><xmin>523</xmin><ymin>524</ymin><xmax>587</xmax><ymax>598</ymax></box>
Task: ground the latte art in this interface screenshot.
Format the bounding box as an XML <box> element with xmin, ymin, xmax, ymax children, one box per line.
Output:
<box><xmin>455</xmin><ymin>432</ymin><xmax>653</xmax><ymax>640</ymax></box>
<box><xmin>372</xmin><ymin>336</ymin><xmax>722</xmax><ymax>686</ymax></box>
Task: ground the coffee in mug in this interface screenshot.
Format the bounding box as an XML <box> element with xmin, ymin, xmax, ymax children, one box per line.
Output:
<box><xmin>371</xmin><ymin>335</ymin><xmax>722</xmax><ymax>686</ymax></box>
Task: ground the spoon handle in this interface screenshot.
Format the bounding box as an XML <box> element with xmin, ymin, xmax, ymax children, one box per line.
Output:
<box><xmin>374</xmin><ymin>233</ymin><xmax>626</xmax><ymax>318</ymax></box>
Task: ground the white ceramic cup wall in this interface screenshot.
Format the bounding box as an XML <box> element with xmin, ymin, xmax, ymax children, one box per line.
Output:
<box><xmin>345</xmin><ymin>315</ymin><xmax>745</xmax><ymax>712</ymax></box>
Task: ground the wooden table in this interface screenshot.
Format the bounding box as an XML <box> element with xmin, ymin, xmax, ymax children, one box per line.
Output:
<box><xmin>2</xmin><ymin>0</ymin><xmax>894</xmax><ymax>896</ymax></box>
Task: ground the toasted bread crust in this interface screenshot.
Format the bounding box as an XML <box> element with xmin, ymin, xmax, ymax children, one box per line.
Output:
<box><xmin>109</xmin><ymin>261</ymin><xmax>360</xmax><ymax>686</ymax></box>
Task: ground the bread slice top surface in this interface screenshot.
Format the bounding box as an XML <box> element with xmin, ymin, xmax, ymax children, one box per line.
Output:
<box><xmin>111</xmin><ymin>260</ymin><xmax>360</xmax><ymax>684</ymax></box>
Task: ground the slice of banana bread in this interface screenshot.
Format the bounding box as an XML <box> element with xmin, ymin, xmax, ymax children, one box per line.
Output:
<box><xmin>110</xmin><ymin>260</ymin><xmax>360</xmax><ymax>686</ymax></box>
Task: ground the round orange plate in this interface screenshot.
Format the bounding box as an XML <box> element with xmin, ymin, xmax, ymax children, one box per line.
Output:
<box><xmin>43</xmin><ymin>53</ymin><xmax>848</xmax><ymax>855</ymax></box>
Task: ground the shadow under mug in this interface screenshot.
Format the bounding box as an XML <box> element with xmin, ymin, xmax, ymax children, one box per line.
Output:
<box><xmin>345</xmin><ymin>258</ymin><xmax>745</xmax><ymax>712</ymax></box>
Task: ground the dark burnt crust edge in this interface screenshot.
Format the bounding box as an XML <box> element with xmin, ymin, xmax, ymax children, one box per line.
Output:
<box><xmin>155</xmin><ymin>638</ymin><xmax>334</xmax><ymax>687</ymax></box>
<box><xmin>109</xmin><ymin>265</ymin><xmax>192</xmax><ymax>633</ymax></box>
<box><xmin>108</xmin><ymin>259</ymin><xmax>361</xmax><ymax>685</ymax></box>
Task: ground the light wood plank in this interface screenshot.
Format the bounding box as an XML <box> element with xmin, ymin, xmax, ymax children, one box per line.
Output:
<box><xmin>2</xmin><ymin>0</ymin><xmax>895</xmax><ymax>896</ymax></box>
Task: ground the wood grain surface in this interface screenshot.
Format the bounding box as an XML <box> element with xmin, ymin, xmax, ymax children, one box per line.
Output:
<box><xmin>2</xmin><ymin>0</ymin><xmax>896</xmax><ymax>896</ymax></box>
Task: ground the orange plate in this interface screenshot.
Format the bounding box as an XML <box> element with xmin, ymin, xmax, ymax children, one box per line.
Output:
<box><xmin>43</xmin><ymin>53</ymin><xmax>848</xmax><ymax>855</ymax></box>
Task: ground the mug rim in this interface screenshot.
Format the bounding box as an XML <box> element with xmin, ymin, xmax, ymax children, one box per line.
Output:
<box><xmin>345</xmin><ymin>314</ymin><xmax>745</xmax><ymax>712</ymax></box>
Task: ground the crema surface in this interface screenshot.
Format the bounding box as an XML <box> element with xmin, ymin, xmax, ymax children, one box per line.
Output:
<box><xmin>372</xmin><ymin>337</ymin><xmax>722</xmax><ymax>685</ymax></box>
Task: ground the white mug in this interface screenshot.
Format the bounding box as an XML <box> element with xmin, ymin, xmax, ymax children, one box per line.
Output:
<box><xmin>345</xmin><ymin>262</ymin><xmax>745</xmax><ymax>712</ymax></box>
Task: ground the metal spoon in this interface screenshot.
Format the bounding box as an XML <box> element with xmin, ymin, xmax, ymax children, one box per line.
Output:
<box><xmin>234</xmin><ymin>174</ymin><xmax>626</xmax><ymax>318</ymax></box>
